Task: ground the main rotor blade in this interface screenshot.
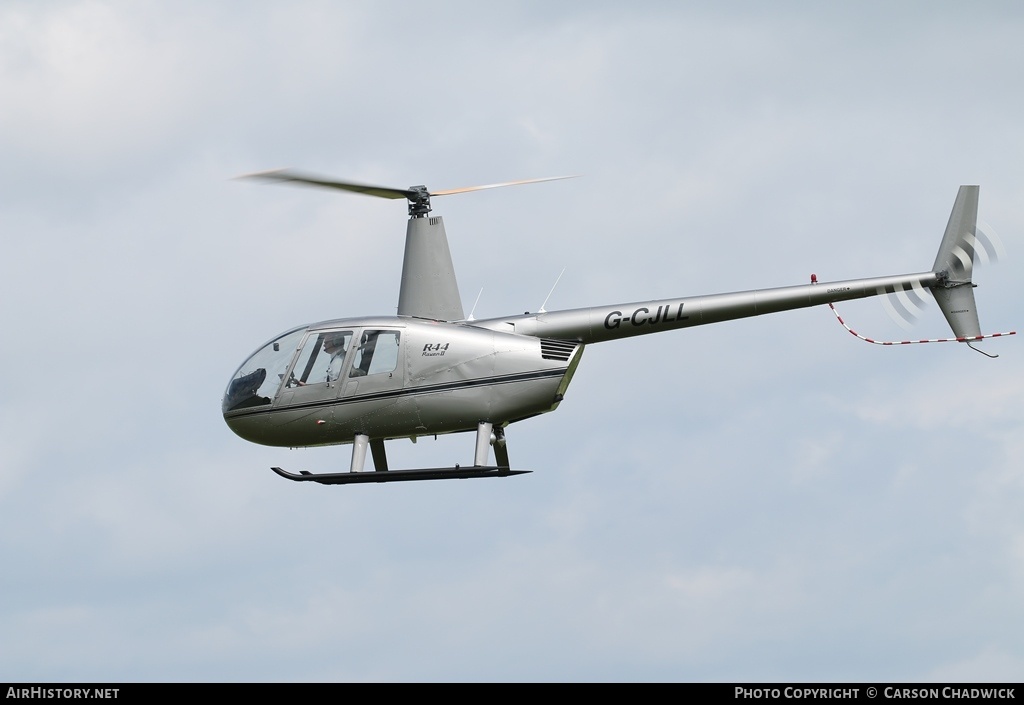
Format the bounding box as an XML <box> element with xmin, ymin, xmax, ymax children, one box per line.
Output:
<box><xmin>238</xmin><ymin>170</ymin><xmax>579</xmax><ymax>212</ymax></box>
<box><xmin>430</xmin><ymin>175</ymin><xmax>578</xmax><ymax>197</ymax></box>
<box><xmin>238</xmin><ymin>169</ymin><xmax>412</xmax><ymax>200</ymax></box>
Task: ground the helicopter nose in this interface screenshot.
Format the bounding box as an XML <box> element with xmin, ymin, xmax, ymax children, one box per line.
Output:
<box><xmin>222</xmin><ymin>408</ymin><xmax>268</xmax><ymax>446</ymax></box>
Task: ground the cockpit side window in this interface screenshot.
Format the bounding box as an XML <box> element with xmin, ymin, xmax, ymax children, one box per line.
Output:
<box><xmin>349</xmin><ymin>330</ymin><xmax>401</xmax><ymax>378</ymax></box>
<box><xmin>286</xmin><ymin>330</ymin><xmax>353</xmax><ymax>387</ymax></box>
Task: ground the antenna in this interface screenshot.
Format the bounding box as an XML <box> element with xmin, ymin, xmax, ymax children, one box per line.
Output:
<box><xmin>466</xmin><ymin>288</ymin><xmax>484</xmax><ymax>322</ymax></box>
<box><xmin>538</xmin><ymin>268</ymin><xmax>566</xmax><ymax>314</ymax></box>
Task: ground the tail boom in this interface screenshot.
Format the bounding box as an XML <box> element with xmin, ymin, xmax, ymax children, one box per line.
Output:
<box><xmin>473</xmin><ymin>271</ymin><xmax>939</xmax><ymax>344</ymax></box>
<box><xmin>475</xmin><ymin>186</ymin><xmax>1012</xmax><ymax>349</ymax></box>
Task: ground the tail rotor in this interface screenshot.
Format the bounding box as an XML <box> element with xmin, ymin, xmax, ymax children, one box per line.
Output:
<box><xmin>828</xmin><ymin>186</ymin><xmax>1015</xmax><ymax>353</ymax></box>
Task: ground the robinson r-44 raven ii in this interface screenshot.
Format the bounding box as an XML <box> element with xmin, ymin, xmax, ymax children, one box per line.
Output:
<box><xmin>222</xmin><ymin>171</ymin><xmax>1013</xmax><ymax>485</ymax></box>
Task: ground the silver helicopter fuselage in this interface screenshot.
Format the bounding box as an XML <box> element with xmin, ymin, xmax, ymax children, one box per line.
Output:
<box><xmin>222</xmin><ymin>315</ymin><xmax>582</xmax><ymax>448</ymax></box>
<box><xmin>223</xmin><ymin>270</ymin><xmax>940</xmax><ymax>448</ymax></box>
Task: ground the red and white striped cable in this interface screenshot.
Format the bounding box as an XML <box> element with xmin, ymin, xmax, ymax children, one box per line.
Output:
<box><xmin>811</xmin><ymin>274</ymin><xmax>1016</xmax><ymax>346</ymax></box>
<box><xmin>826</xmin><ymin>301</ymin><xmax>1015</xmax><ymax>345</ymax></box>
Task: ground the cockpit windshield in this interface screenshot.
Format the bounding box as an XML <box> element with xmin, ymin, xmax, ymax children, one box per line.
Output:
<box><xmin>222</xmin><ymin>327</ymin><xmax>306</xmax><ymax>413</ymax></box>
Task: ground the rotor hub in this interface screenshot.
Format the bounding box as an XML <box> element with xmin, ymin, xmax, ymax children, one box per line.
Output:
<box><xmin>407</xmin><ymin>185</ymin><xmax>431</xmax><ymax>217</ymax></box>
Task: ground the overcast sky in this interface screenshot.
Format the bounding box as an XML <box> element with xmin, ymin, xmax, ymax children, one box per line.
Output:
<box><xmin>2</xmin><ymin>1</ymin><xmax>1023</xmax><ymax>683</ymax></box>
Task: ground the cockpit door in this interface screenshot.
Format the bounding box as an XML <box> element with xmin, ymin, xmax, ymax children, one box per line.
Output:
<box><xmin>275</xmin><ymin>329</ymin><xmax>355</xmax><ymax>408</ymax></box>
<box><xmin>341</xmin><ymin>329</ymin><xmax>404</xmax><ymax>399</ymax></box>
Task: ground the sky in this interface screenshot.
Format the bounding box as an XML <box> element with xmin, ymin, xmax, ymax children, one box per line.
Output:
<box><xmin>2</xmin><ymin>1</ymin><xmax>1023</xmax><ymax>683</ymax></box>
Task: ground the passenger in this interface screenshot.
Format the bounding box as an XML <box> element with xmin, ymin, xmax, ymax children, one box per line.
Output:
<box><xmin>350</xmin><ymin>332</ymin><xmax>378</xmax><ymax>377</ymax></box>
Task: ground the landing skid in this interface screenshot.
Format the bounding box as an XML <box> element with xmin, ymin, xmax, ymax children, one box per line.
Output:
<box><xmin>271</xmin><ymin>421</ymin><xmax>524</xmax><ymax>485</ymax></box>
<box><xmin>271</xmin><ymin>465</ymin><xmax>530</xmax><ymax>485</ymax></box>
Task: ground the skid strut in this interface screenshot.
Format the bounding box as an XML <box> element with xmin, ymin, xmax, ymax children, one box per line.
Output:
<box><xmin>474</xmin><ymin>421</ymin><xmax>493</xmax><ymax>466</ymax></box>
<box><xmin>351</xmin><ymin>433</ymin><xmax>370</xmax><ymax>472</ymax></box>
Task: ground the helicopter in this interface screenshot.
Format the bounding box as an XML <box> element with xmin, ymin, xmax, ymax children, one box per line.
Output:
<box><xmin>223</xmin><ymin>171</ymin><xmax>1014</xmax><ymax>485</ymax></box>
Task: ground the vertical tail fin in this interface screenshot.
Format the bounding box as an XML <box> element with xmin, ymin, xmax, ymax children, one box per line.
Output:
<box><xmin>931</xmin><ymin>186</ymin><xmax>982</xmax><ymax>339</ymax></box>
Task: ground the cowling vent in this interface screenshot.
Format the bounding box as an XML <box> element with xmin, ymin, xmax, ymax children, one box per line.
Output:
<box><xmin>540</xmin><ymin>338</ymin><xmax>577</xmax><ymax>361</ymax></box>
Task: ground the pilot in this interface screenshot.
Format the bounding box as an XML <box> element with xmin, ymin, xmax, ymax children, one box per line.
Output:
<box><xmin>324</xmin><ymin>333</ymin><xmax>350</xmax><ymax>382</ymax></box>
<box><xmin>289</xmin><ymin>332</ymin><xmax>350</xmax><ymax>387</ymax></box>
